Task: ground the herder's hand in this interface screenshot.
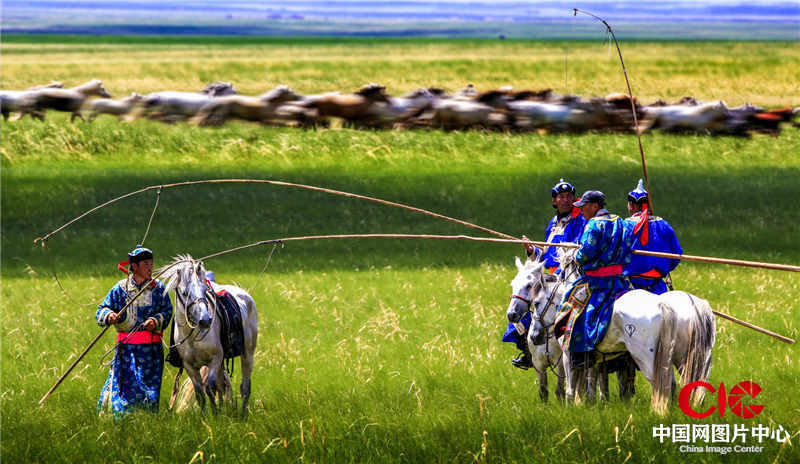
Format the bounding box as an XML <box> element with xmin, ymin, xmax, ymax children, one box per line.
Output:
<box><xmin>521</xmin><ymin>235</ymin><xmax>535</xmax><ymax>256</ymax></box>
<box><xmin>106</xmin><ymin>312</ymin><xmax>120</xmax><ymax>325</ymax></box>
<box><xmin>143</xmin><ymin>318</ymin><xmax>157</xmax><ymax>332</ymax></box>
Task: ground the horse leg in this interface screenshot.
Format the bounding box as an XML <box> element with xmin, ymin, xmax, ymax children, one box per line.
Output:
<box><xmin>204</xmin><ymin>359</ymin><xmax>225</xmax><ymax>414</ymax></box>
<box><xmin>537</xmin><ymin>364</ymin><xmax>549</xmax><ymax>403</ymax></box>
<box><xmin>598</xmin><ymin>367</ymin><xmax>610</xmax><ymax>403</ymax></box>
<box><xmin>618</xmin><ymin>358</ymin><xmax>637</xmax><ymax>401</ymax></box>
<box><xmin>240</xmin><ymin>351</ymin><xmax>254</xmax><ymax>418</ymax></box>
<box><xmin>184</xmin><ymin>365</ymin><xmax>207</xmax><ymax>412</ymax></box>
<box><xmin>555</xmin><ymin>355</ymin><xmax>566</xmax><ymax>402</ymax></box>
<box><xmin>568</xmin><ymin>366</ymin><xmax>588</xmax><ymax>404</ymax></box>
<box><xmin>585</xmin><ymin>366</ymin><xmax>597</xmax><ymax>404</ymax></box>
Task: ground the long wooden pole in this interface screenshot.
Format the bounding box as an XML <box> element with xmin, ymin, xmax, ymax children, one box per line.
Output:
<box><xmin>39</xmin><ymin>232</ymin><xmax>797</xmax><ymax>405</ymax></box>
<box><xmin>711</xmin><ymin>311</ymin><xmax>794</xmax><ymax>344</ymax></box>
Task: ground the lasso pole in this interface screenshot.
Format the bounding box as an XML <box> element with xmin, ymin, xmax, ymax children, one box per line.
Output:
<box><xmin>573</xmin><ymin>8</ymin><xmax>653</xmax><ymax>212</ymax></box>
<box><xmin>34</xmin><ymin>178</ymin><xmax>517</xmax><ymax>247</ymax></box>
<box><xmin>39</xmin><ymin>231</ymin><xmax>797</xmax><ymax>405</ymax></box>
<box><xmin>199</xmin><ymin>233</ymin><xmax>796</xmax><ymax>344</ymax></box>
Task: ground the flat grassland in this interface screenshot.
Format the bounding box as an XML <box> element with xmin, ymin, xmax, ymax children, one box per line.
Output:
<box><xmin>2</xmin><ymin>36</ymin><xmax>799</xmax><ymax>463</ymax></box>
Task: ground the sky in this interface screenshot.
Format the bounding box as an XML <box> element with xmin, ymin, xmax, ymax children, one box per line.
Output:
<box><xmin>3</xmin><ymin>0</ymin><xmax>798</xmax><ymax>39</ymax></box>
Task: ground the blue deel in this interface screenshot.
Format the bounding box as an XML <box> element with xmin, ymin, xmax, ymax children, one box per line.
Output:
<box><xmin>624</xmin><ymin>213</ymin><xmax>682</xmax><ymax>295</ymax></box>
<box><xmin>97</xmin><ymin>343</ymin><xmax>164</xmax><ymax>419</ymax></box>
<box><xmin>501</xmin><ymin>312</ymin><xmax>531</xmax><ymax>350</ymax></box>
<box><xmin>542</xmin><ymin>213</ymin><xmax>587</xmax><ymax>271</ymax></box>
<box><xmin>96</xmin><ymin>275</ymin><xmax>172</xmax><ymax>417</ymax></box>
<box><xmin>554</xmin><ymin>210</ymin><xmax>635</xmax><ymax>352</ymax></box>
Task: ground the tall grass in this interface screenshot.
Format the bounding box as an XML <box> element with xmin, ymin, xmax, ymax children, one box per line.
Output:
<box><xmin>2</xmin><ymin>38</ymin><xmax>799</xmax><ymax>463</ymax></box>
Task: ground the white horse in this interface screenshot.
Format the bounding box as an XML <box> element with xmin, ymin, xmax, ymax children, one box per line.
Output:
<box><xmin>0</xmin><ymin>81</ymin><xmax>63</xmax><ymax>120</ymax></box>
<box><xmin>506</xmin><ymin>257</ymin><xmax>567</xmax><ymax>402</ymax></box>
<box><xmin>363</xmin><ymin>88</ymin><xmax>437</xmax><ymax>128</ymax></box>
<box><xmin>189</xmin><ymin>85</ymin><xmax>303</xmax><ymax>126</ymax></box>
<box><xmin>554</xmin><ymin>247</ymin><xmax>715</xmax><ymax>412</ymax></box>
<box><xmin>82</xmin><ymin>92</ymin><xmax>144</xmax><ymax>121</ymax></box>
<box><xmin>12</xmin><ymin>79</ymin><xmax>112</xmax><ymax>122</ymax></box>
<box><xmin>638</xmin><ymin>100</ymin><xmax>731</xmax><ymax>133</ymax></box>
<box><xmin>160</xmin><ymin>255</ymin><xmax>259</xmax><ymax>417</ymax></box>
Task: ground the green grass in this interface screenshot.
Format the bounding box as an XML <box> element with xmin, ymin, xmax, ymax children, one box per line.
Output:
<box><xmin>2</xmin><ymin>37</ymin><xmax>799</xmax><ymax>463</ymax></box>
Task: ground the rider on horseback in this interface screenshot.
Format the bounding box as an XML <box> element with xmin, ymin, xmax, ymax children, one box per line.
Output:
<box><xmin>504</xmin><ymin>178</ymin><xmax>587</xmax><ymax>370</ymax></box>
<box><xmin>553</xmin><ymin>191</ymin><xmax>635</xmax><ymax>369</ymax></box>
<box><xmin>624</xmin><ymin>179</ymin><xmax>683</xmax><ymax>294</ymax></box>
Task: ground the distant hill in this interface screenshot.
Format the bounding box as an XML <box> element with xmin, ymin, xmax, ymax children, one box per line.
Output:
<box><xmin>3</xmin><ymin>0</ymin><xmax>799</xmax><ymax>39</ymax></box>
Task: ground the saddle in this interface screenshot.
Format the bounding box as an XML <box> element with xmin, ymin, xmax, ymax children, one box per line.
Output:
<box><xmin>166</xmin><ymin>288</ymin><xmax>245</xmax><ymax>368</ymax></box>
<box><xmin>214</xmin><ymin>289</ymin><xmax>245</xmax><ymax>360</ymax></box>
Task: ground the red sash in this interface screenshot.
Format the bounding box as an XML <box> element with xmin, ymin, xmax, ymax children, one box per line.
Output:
<box><xmin>117</xmin><ymin>331</ymin><xmax>162</xmax><ymax>344</ymax></box>
<box><xmin>585</xmin><ymin>265</ymin><xmax>623</xmax><ymax>277</ymax></box>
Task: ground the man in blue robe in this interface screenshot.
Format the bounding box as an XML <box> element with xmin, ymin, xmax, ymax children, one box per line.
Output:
<box><xmin>504</xmin><ymin>179</ymin><xmax>587</xmax><ymax>369</ymax></box>
<box><xmin>553</xmin><ymin>190</ymin><xmax>635</xmax><ymax>368</ymax></box>
<box><xmin>623</xmin><ymin>179</ymin><xmax>682</xmax><ymax>294</ymax></box>
<box><xmin>96</xmin><ymin>245</ymin><xmax>173</xmax><ymax>418</ymax></box>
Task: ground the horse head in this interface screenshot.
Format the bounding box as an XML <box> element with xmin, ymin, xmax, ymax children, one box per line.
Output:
<box><xmin>201</xmin><ymin>81</ymin><xmax>237</xmax><ymax>97</ymax></box>
<box><xmin>76</xmin><ymin>79</ymin><xmax>112</xmax><ymax>98</ymax></box>
<box><xmin>164</xmin><ymin>255</ymin><xmax>213</xmax><ymax>330</ymax></box>
<box><xmin>357</xmin><ymin>83</ymin><xmax>391</xmax><ymax>103</ymax></box>
<box><xmin>259</xmin><ymin>85</ymin><xmax>303</xmax><ymax>104</ymax></box>
<box><xmin>556</xmin><ymin>246</ymin><xmax>582</xmax><ymax>283</ymax></box>
<box><xmin>507</xmin><ymin>256</ymin><xmax>544</xmax><ymax>323</ymax></box>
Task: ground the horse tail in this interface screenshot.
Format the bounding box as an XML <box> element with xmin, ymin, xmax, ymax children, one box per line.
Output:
<box><xmin>681</xmin><ymin>295</ymin><xmax>716</xmax><ymax>405</ymax></box>
<box><xmin>652</xmin><ymin>301</ymin><xmax>676</xmax><ymax>415</ymax></box>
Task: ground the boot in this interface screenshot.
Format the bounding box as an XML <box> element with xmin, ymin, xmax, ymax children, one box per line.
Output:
<box><xmin>511</xmin><ymin>351</ymin><xmax>533</xmax><ymax>370</ymax></box>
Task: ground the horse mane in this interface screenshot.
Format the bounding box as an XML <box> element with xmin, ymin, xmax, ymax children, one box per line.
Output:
<box><xmin>357</xmin><ymin>83</ymin><xmax>386</xmax><ymax>96</ymax></box>
<box><xmin>158</xmin><ymin>254</ymin><xmax>204</xmax><ymax>293</ymax></box>
<box><xmin>259</xmin><ymin>85</ymin><xmax>294</xmax><ymax>102</ymax></box>
<box><xmin>555</xmin><ymin>246</ymin><xmax>580</xmax><ymax>281</ymax></box>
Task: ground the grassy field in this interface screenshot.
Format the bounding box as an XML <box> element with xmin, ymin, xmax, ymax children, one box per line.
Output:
<box><xmin>2</xmin><ymin>36</ymin><xmax>799</xmax><ymax>463</ymax></box>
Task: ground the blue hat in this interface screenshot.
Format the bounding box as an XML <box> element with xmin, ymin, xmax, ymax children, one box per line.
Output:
<box><xmin>205</xmin><ymin>271</ymin><xmax>216</xmax><ymax>282</ymax></box>
<box><xmin>551</xmin><ymin>178</ymin><xmax>576</xmax><ymax>197</ymax></box>
<box><xmin>627</xmin><ymin>179</ymin><xmax>649</xmax><ymax>203</ymax></box>
<box><xmin>573</xmin><ymin>190</ymin><xmax>606</xmax><ymax>207</ymax></box>
<box><xmin>128</xmin><ymin>245</ymin><xmax>153</xmax><ymax>263</ymax></box>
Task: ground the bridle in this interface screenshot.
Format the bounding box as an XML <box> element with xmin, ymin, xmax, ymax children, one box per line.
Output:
<box><xmin>512</xmin><ymin>264</ymin><xmax>565</xmax><ymax>378</ymax></box>
<box><xmin>172</xmin><ymin>263</ymin><xmax>216</xmax><ymax>343</ymax></box>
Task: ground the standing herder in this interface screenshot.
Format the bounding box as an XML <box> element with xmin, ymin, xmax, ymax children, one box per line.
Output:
<box><xmin>503</xmin><ymin>179</ymin><xmax>587</xmax><ymax>369</ymax></box>
<box><xmin>553</xmin><ymin>191</ymin><xmax>635</xmax><ymax>368</ymax></box>
<box><xmin>624</xmin><ymin>179</ymin><xmax>682</xmax><ymax>294</ymax></box>
<box><xmin>97</xmin><ymin>245</ymin><xmax>172</xmax><ymax>418</ymax></box>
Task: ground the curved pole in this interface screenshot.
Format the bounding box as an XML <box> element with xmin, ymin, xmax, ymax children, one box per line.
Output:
<box><xmin>34</xmin><ymin>178</ymin><xmax>518</xmax><ymax>246</ymax></box>
<box><xmin>39</xmin><ymin>232</ymin><xmax>797</xmax><ymax>405</ymax></box>
<box><xmin>573</xmin><ymin>8</ymin><xmax>652</xmax><ymax>212</ymax></box>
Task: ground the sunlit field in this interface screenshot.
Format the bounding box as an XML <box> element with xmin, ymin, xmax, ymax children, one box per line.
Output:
<box><xmin>2</xmin><ymin>36</ymin><xmax>799</xmax><ymax>463</ymax></box>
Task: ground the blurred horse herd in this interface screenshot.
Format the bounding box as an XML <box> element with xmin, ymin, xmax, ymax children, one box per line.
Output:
<box><xmin>2</xmin><ymin>79</ymin><xmax>798</xmax><ymax>136</ymax></box>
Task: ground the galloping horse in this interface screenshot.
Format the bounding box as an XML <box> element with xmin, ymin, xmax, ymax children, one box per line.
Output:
<box><xmin>160</xmin><ymin>256</ymin><xmax>259</xmax><ymax>417</ymax></box>
<box><xmin>0</xmin><ymin>81</ymin><xmax>63</xmax><ymax>121</ymax></box>
<box><xmin>189</xmin><ymin>85</ymin><xmax>303</xmax><ymax>126</ymax></box>
<box><xmin>298</xmin><ymin>83</ymin><xmax>392</xmax><ymax>125</ymax></box>
<box><xmin>14</xmin><ymin>79</ymin><xmax>112</xmax><ymax>122</ymax></box>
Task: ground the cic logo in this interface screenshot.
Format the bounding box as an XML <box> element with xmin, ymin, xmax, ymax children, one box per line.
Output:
<box><xmin>679</xmin><ymin>381</ymin><xmax>764</xmax><ymax>419</ymax></box>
